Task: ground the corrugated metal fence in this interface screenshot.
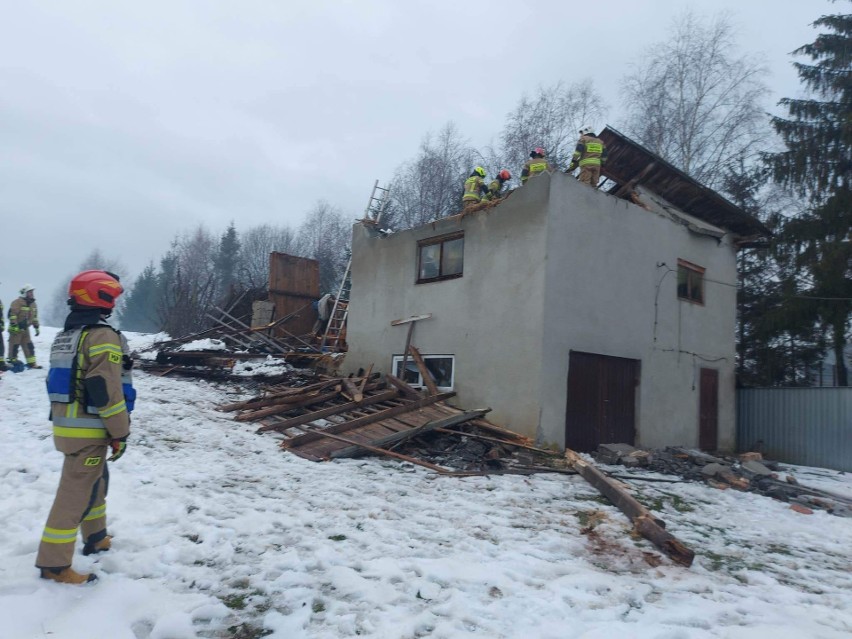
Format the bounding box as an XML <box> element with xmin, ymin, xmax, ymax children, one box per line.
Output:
<box><xmin>737</xmin><ymin>388</ymin><xmax>852</xmax><ymax>472</ymax></box>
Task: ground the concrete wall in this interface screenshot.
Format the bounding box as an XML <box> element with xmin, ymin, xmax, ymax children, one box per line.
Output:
<box><xmin>346</xmin><ymin>171</ymin><xmax>738</xmax><ymax>451</ymax></box>
<box><xmin>344</xmin><ymin>178</ymin><xmax>551</xmax><ymax>437</ymax></box>
<box><xmin>538</xmin><ymin>173</ymin><xmax>737</xmax><ymax>450</ymax></box>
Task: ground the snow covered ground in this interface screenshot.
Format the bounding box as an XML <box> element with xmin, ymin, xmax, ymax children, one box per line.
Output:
<box><xmin>1</xmin><ymin>327</ymin><xmax>851</xmax><ymax>639</ymax></box>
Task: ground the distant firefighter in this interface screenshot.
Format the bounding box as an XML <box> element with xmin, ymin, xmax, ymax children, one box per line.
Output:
<box><xmin>462</xmin><ymin>166</ymin><xmax>489</xmax><ymax>210</ymax></box>
<box><xmin>486</xmin><ymin>169</ymin><xmax>512</xmax><ymax>201</ymax></box>
<box><xmin>8</xmin><ymin>284</ymin><xmax>40</xmax><ymax>370</ymax></box>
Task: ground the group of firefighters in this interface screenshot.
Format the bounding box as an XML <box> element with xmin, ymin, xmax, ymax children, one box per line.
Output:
<box><xmin>462</xmin><ymin>125</ymin><xmax>607</xmax><ymax>209</ymax></box>
<box><xmin>2</xmin><ymin>271</ymin><xmax>134</xmax><ymax>585</ymax></box>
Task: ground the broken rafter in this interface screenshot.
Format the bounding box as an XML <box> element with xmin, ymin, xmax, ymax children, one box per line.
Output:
<box><xmin>255</xmin><ymin>388</ymin><xmax>400</xmax><ymax>433</ymax></box>
<box><xmin>408</xmin><ymin>346</ymin><xmax>439</xmax><ymax>395</ymax></box>
<box><xmin>565</xmin><ymin>449</ymin><xmax>695</xmax><ymax>567</ymax></box>
<box><xmin>288</xmin><ymin>425</ymin><xmax>452</xmax><ymax>473</ymax></box>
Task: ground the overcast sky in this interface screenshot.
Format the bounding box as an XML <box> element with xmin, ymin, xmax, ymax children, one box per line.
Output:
<box><xmin>0</xmin><ymin>0</ymin><xmax>836</xmax><ymax>315</ymax></box>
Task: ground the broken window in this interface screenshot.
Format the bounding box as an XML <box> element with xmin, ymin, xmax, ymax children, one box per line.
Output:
<box><xmin>677</xmin><ymin>259</ymin><xmax>705</xmax><ymax>304</ymax></box>
<box><xmin>417</xmin><ymin>232</ymin><xmax>464</xmax><ymax>283</ymax></box>
<box><xmin>392</xmin><ymin>354</ymin><xmax>455</xmax><ymax>391</ymax></box>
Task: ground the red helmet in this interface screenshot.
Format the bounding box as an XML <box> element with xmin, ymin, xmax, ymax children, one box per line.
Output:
<box><xmin>531</xmin><ymin>147</ymin><xmax>545</xmax><ymax>157</ymax></box>
<box><xmin>68</xmin><ymin>270</ymin><xmax>124</xmax><ymax>309</ymax></box>
<box><xmin>498</xmin><ymin>169</ymin><xmax>511</xmax><ymax>180</ymax></box>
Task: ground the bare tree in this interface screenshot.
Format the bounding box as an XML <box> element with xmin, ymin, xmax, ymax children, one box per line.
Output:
<box><xmin>237</xmin><ymin>223</ymin><xmax>297</xmax><ymax>288</ymax></box>
<box><xmin>45</xmin><ymin>249</ymin><xmax>127</xmax><ymax>326</ymax></box>
<box><xmin>295</xmin><ymin>201</ymin><xmax>352</xmax><ymax>294</ymax></box>
<box><xmin>158</xmin><ymin>225</ymin><xmax>218</xmax><ymax>337</ymax></box>
<box><xmin>494</xmin><ymin>79</ymin><xmax>607</xmax><ymax>175</ymax></box>
<box><xmin>621</xmin><ymin>11</ymin><xmax>770</xmax><ymax>188</ymax></box>
<box><xmin>386</xmin><ymin>122</ymin><xmax>476</xmax><ymax>229</ymax></box>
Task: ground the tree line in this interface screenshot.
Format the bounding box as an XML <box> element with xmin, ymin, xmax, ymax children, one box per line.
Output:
<box><xmin>52</xmin><ymin>7</ymin><xmax>851</xmax><ymax>387</ymax></box>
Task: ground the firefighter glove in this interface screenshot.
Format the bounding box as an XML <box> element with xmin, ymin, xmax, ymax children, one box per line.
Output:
<box><xmin>35</xmin><ymin>327</ymin><xmax>40</xmax><ymax>336</ymax></box>
<box><xmin>108</xmin><ymin>438</ymin><xmax>127</xmax><ymax>462</ymax></box>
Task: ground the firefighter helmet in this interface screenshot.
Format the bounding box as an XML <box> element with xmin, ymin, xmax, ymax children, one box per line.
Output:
<box><xmin>20</xmin><ymin>284</ymin><xmax>35</xmax><ymax>295</ymax></box>
<box><xmin>531</xmin><ymin>147</ymin><xmax>545</xmax><ymax>157</ymax></box>
<box><xmin>68</xmin><ymin>270</ymin><xmax>123</xmax><ymax>310</ymax></box>
<box><xmin>498</xmin><ymin>169</ymin><xmax>511</xmax><ymax>180</ymax></box>
<box><xmin>473</xmin><ymin>166</ymin><xmax>486</xmax><ymax>177</ymax></box>
<box><xmin>579</xmin><ymin>126</ymin><xmax>593</xmax><ymax>136</ymax></box>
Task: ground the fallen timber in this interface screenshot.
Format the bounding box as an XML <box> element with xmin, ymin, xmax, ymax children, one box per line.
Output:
<box><xmin>565</xmin><ymin>449</ymin><xmax>695</xmax><ymax>567</ymax></box>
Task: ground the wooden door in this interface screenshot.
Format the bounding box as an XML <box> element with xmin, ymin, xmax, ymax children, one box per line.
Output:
<box><xmin>699</xmin><ymin>368</ymin><xmax>719</xmax><ymax>451</ymax></box>
<box><xmin>565</xmin><ymin>351</ymin><xmax>640</xmax><ymax>452</ymax></box>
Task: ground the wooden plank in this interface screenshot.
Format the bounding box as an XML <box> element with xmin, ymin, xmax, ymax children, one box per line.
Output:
<box><xmin>217</xmin><ymin>378</ymin><xmax>338</xmax><ymax>412</ymax></box>
<box><xmin>235</xmin><ymin>388</ymin><xmax>342</xmax><ymax>421</ymax></box>
<box><xmin>390</xmin><ymin>314</ymin><xmax>433</xmax><ymax>326</ymax></box>
<box><xmin>282</xmin><ymin>393</ymin><xmax>455</xmax><ymax>448</ymax></box>
<box><xmin>289</xmin><ymin>425</ymin><xmax>451</xmax><ymax>473</ymax></box>
<box><xmin>330</xmin><ymin>410</ymin><xmax>489</xmax><ymax>459</ymax></box>
<box><xmin>432</xmin><ymin>426</ymin><xmax>558</xmax><ymax>456</ymax></box>
<box><xmin>256</xmin><ymin>389</ymin><xmax>400</xmax><ymax>433</ymax></box>
<box><xmin>385</xmin><ymin>374</ymin><xmax>422</xmax><ymax>399</ymax></box>
<box><xmin>408</xmin><ymin>346</ymin><xmax>439</xmax><ymax>395</ymax></box>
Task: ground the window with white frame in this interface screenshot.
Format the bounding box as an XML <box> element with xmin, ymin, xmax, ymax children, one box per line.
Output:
<box><xmin>391</xmin><ymin>354</ymin><xmax>455</xmax><ymax>391</ymax></box>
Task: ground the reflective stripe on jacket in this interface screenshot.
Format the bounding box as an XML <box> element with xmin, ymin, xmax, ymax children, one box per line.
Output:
<box><xmin>9</xmin><ymin>297</ymin><xmax>38</xmax><ymax>329</ymax></box>
<box><xmin>520</xmin><ymin>158</ymin><xmax>553</xmax><ymax>183</ymax></box>
<box><xmin>463</xmin><ymin>176</ymin><xmax>486</xmax><ymax>202</ymax></box>
<box><xmin>47</xmin><ymin>324</ymin><xmax>133</xmax><ymax>454</ymax></box>
<box><xmin>573</xmin><ymin>135</ymin><xmax>607</xmax><ymax>167</ymax></box>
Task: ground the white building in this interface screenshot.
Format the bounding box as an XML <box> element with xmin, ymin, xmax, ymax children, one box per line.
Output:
<box><xmin>344</xmin><ymin>128</ymin><xmax>769</xmax><ymax>452</ymax></box>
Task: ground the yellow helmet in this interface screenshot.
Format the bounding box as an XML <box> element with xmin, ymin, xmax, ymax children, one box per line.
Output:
<box><xmin>473</xmin><ymin>166</ymin><xmax>486</xmax><ymax>178</ymax></box>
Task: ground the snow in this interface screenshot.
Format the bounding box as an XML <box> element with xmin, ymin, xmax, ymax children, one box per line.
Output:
<box><xmin>1</xmin><ymin>327</ymin><xmax>851</xmax><ymax>639</ymax></box>
<box><xmin>176</xmin><ymin>339</ymin><xmax>228</xmax><ymax>352</ymax></box>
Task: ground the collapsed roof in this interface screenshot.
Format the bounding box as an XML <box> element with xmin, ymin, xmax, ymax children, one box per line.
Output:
<box><xmin>599</xmin><ymin>126</ymin><xmax>771</xmax><ymax>240</ymax></box>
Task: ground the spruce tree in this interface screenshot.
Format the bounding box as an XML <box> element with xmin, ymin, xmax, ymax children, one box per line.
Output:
<box><xmin>768</xmin><ymin>3</ymin><xmax>852</xmax><ymax>386</ymax></box>
<box><xmin>215</xmin><ymin>222</ymin><xmax>241</xmax><ymax>297</ymax></box>
<box><xmin>117</xmin><ymin>264</ymin><xmax>163</xmax><ymax>333</ymax></box>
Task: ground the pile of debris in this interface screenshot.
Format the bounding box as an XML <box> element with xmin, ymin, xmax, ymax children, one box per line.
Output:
<box><xmin>135</xmin><ymin>303</ymin><xmax>336</xmax><ymax>380</ymax></box>
<box><xmin>593</xmin><ymin>443</ymin><xmax>852</xmax><ymax>517</ymax></box>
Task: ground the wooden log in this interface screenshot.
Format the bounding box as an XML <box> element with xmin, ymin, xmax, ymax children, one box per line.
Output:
<box><xmin>289</xmin><ymin>425</ymin><xmax>451</xmax><ymax>473</ymax></box>
<box><xmin>217</xmin><ymin>379</ymin><xmax>337</xmax><ymax>412</ymax></box>
<box><xmin>281</xmin><ymin>392</ymin><xmax>455</xmax><ymax>448</ymax></box>
<box><xmin>357</xmin><ymin>364</ymin><xmax>373</xmax><ymax>397</ymax></box>
<box><xmin>408</xmin><ymin>346</ymin><xmax>439</xmax><ymax>395</ymax></box>
<box><xmin>330</xmin><ymin>410</ymin><xmax>489</xmax><ymax>459</ymax></box>
<box><xmin>565</xmin><ymin>450</ymin><xmax>695</xmax><ymax>567</ymax></box>
<box><xmin>256</xmin><ymin>389</ymin><xmax>400</xmax><ymax>433</ymax></box>
<box><xmin>342</xmin><ymin>377</ymin><xmax>363</xmax><ymax>403</ymax></box>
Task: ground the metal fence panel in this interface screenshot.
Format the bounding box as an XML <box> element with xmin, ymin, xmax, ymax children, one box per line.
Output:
<box><xmin>737</xmin><ymin>388</ymin><xmax>852</xmax><ymax>472</ymax></box>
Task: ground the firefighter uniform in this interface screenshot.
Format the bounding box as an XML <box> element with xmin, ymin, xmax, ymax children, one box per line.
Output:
<box><xmin>570</xmin><ymin>133</ymin><xmax>607</xmax><ymax>187</ymax></box>
<box><xmin>8</xmin><ymin>293</ymin><xmax>39</xmax><ymax>368</ymax></box>
<box><xmin>520</xmin><ymin>155</ymin><xmax>553</xmax><ymax>185</ymax></box>
<box><xmin>462</xmin><ymin>174</ymin><xmax>488</xmax><ymax>209</ymax></box>
<box><xmin>37</xmin><ymin>320</ymin><xmax>134</xmax><ymax>573</ymax></box>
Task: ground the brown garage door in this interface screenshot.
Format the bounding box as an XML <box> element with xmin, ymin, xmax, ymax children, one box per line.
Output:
<box><xmin>565</xmin><ymin>351</ymin><xmax>640</xmax><ymax>452</ymax></box>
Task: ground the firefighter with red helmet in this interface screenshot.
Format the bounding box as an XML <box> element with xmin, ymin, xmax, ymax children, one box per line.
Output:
<box><xmin>37</xmin><ymin>270</ymin><xmax>135</xmax><ymax>584</ymax></box>
<box><xmin>520</xmin><ymin>147</ymin><xmax>553</xmax><ymax>185</ymax></box>
<box><xmin>486</xmin><ymin>169</ymin><xmax>512</xmax><ymax>201</ymax></box>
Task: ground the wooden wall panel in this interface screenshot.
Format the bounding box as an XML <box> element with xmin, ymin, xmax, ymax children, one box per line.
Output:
<box><xmin>268</xmin><ymin>252</ymin><xmax>320</xmax><ymax>338</ymax></box>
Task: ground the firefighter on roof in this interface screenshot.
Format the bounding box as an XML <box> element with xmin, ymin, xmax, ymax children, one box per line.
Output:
<box><xmin>567</xmin><ymin>126</ymin><xmax>607</xmax><ymax>187</ymax></box>
<box><xmin>0</xmin><ymin>297</ymin><xmax>5</xmax><ymax>372</ymax></box>
<box><xmin>461</xmin><ymin>166</ymin><xmax>489</xmax><ymax>210</ymax></box>
<box><xmin>8</xmin><ymin>284</ymin><xmax>40</xmax><ymax>369</ymax></box>
<box><xmin>37</xmin><ymin>270</ymin><xmax>135</xmax><ymax>585</ymax></box>
<box><xmin>520</xmin><ymin>147</ymin><xmax>553</xmax><ymax>185</ymax></box>
<box><xmin>486</xmin><ymin>169</ymin><xmax>512</xmax><ymax>201</ymax></box>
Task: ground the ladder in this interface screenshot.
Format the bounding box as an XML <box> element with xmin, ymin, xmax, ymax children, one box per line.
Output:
<box><xmin>320</xmin><ymin>180</ymin><xmax>391</xmax><ymax>352</ymax></box>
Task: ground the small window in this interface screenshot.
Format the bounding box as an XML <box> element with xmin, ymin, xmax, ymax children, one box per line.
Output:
<box><xmin>677</xmin><ymin>259</ymin><xmax>705</xmax><ymax>304</ymax></box>
<box><xmin>417</xmin><ymin>232</ymin><xmax>464</xmax><ymax>283</ymax></box>
<box><xmin>391</xmin><ymin>354</ymin><xmax>455</xmax><ymax>391</ymax></box>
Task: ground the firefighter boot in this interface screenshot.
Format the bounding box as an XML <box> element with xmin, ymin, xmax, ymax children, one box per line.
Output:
<box><xmin>82</xmin><ymin>535</ymin><xmax>112</xmax><ymax>556</ymax></box>
<box><xmin>40</xmin><ymin>567</ymin><xmax>98</xmax><ymax>584</ymax></box>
